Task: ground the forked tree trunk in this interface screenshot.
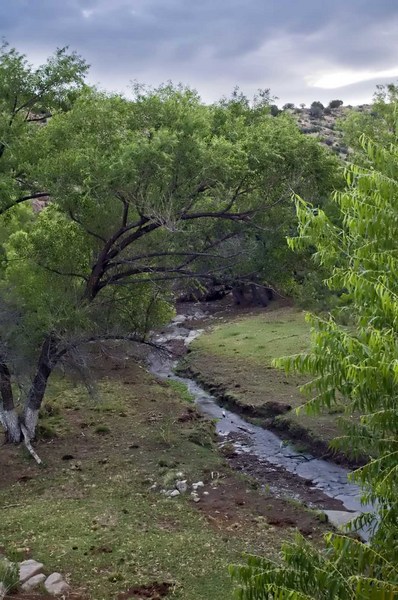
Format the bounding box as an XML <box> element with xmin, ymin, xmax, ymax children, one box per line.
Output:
<box><xmin>0</xmin><ymin>336</ymin><xmax>59</xmax><ymax>443</ymax></box>
<box><xmin>22</xmin><ymin>335</ymin><xmax>58</xmax><ymax>440</ymax></box>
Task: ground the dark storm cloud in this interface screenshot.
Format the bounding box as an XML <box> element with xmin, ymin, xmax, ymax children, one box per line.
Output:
<box><xmin>1</xmin><ymin>0</ymin><xmax>398</xmax><ymax>105</ymax></box>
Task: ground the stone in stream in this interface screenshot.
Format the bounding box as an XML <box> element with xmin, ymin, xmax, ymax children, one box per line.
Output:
<box><xmin>45</xmin><ymin>572</ymin><xmax>70</xmax><ymax>596</ymax></box>
<box><xmin>19</xmin><ymin>559</ymin><xmax>44</xmax><ymax>584</ymax></box>
<box><xmin>22</xmin><ymin>573</ymin><xmax>46</xmax><ymax>592</ymax></box>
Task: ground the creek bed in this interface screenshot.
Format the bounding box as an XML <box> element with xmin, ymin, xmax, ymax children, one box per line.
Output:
<box><xmin>149</xmin><ymin>314</ymin><xmax>372</xmax><ymax>537</ymax></box>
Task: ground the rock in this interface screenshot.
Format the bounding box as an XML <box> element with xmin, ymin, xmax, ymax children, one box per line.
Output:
<box><xmin>45</xmin><ymin>572</ymin><xmax>70</xmax><ymax>596</ymax></box>
<box><xmin>169</xmin><ymin>490</ymin><xmax>180</xmax><ymax>498</ymax></box>
<box><xmin>176</xmin><ymin>480</ymin><xmax>188</xmax><ymax>494</ymax></box>
<box><xmin>22</xmin><ymin>573</ymin><xmax>46</xmax><ymax>592</ymax></box>
<box><xmin>19</xmin><ymin>559</ymin><xmax>44</xmax><ymax>584</ymax></box>
<box><xmin>171</xmin><ymin>315</ymin><xmax>186</xmax><ymax>324</ymax></box>
<box><xmin>193</xmin><ymin>496</ymin><xmax>200</xmax><ymax>503</ymax></box>
<box><xmin>192</xmin><ymin>481</ymin><xmax>204</xmax><ymax>490</ymax></box>
<box><xmin>324</xmin><ymin>510</ymin><xmax>360</xmax><ymax>530</ymax></box>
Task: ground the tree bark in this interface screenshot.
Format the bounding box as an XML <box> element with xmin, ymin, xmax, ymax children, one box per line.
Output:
<box><xmin>23</xmin><ymin>335</ymin><xmax>58</xmax><ymax>439</ymax></box>
<box><xmin>0</xmin><ymin>358</ymin><xmax>21</xmax><ymax>442</ymax></box>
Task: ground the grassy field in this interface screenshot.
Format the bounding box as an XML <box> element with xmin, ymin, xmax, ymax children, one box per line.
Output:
<box><xmin>0</xmin><ymin>349</ymin><xmax>328</xmax><ymax>600</ymax></box>
<box><xmin>183</xmin><ymin>306</ymin><xmax>348</xmax><ymax>459</ymax></box>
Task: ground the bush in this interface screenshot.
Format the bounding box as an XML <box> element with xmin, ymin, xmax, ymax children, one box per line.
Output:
<box><xmin>328</xmin><ymin>99</ymin><xmax>343</xmax><ymax>109</ymax></box>
<box><xmin>310</xmin><ymin>101</ymin><xmax>324</xmax><ymax>118</ymax></box>
<box><xmin>0</xmin><ymin>560</ymin><xmax>19</xmax><ymax>595</ymax></box>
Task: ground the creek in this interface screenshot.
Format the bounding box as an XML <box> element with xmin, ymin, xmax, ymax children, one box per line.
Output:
<box><xmin>148</xmin><ymin>311</ymin><xmax>372</xmax><ymax>537</ymax></box>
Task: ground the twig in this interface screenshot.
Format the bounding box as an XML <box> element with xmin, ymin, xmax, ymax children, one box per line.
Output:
<box><xmin>20</xmin><ymin>424</ymin><xmax>43</xmax><ymax>465</ymax></box>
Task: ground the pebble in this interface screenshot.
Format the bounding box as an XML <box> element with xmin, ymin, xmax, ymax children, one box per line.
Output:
<box><xmin>192</xmin><ymin>481</ymin><xmax>204</xmax><ymax>490</ymax></box>
<box><xmin>169</xmin><ymin>490</ymin><xmax>180</xmax><ymax>497</ymax></box>
<box><xmin>176</xmin><ymin>480</ymin><xmax>188</xmax><ymax>494</ymax></box>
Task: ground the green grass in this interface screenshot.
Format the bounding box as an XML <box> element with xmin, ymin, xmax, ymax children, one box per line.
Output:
<box><xmin>0</xmin><ymin>366</ymin><xmax>288</xmax><ymax>600</ymax></box>
<box><xmin>184</xmin><ymin>307</ymin><xmax>347</xmax><ymax>455</ymax></box>
<box><xmin>195</xmin><ymin>307</ymin><xmax>309</xmax><ymax>365</ymax></box>
<box><xmin>167</xmin><ymin>379</ymin><xmax>195</xmax><ymax>403</ymax></box>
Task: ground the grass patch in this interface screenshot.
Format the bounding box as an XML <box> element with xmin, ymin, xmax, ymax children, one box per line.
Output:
<box><xmin>194</xmin><ymin>307</ymin><xmax>309</xmax><ymax>365</ymax></box>
<box><xmin>167</xmin><ymin>379</ymin><xmax>195</xmax><ymax>403</ymax></box>
<box><xmin>1</xmin><ymin>362</ymin><xmax>300</xmax><ymax>599</ymax></box>
<box><xmin>184</xmin><ymin>307</ymin><xmax>348</xmax><ymax>457</ymax></box>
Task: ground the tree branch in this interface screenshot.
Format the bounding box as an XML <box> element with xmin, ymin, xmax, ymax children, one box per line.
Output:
<box><xmin>0</xmin><ymin>192</ymin><xmax>49</xmax><ymax>215</ymax></box>
<box><xmin>68</xmin><ymin>210</ymin><xmax>107</xmax><ymax>243</ymax></box>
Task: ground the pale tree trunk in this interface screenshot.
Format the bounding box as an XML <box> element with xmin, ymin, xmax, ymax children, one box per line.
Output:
<box><xmin>22</xmin><ymin>335</ymin><xmax>58</xmax><ymax>440</ymax></box>
<box><xmin>0</xmin><ymin>336</ymin><xmax>59</xmax><ymax>444</ymax></box>
<box><xmin>0</xmin><ymin>358</ymin><xmax>21</xmax><ymax>443</ymax></box>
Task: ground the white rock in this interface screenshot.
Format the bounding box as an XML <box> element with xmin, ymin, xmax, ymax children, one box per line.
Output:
<box><xmin>169</xmin><ymin>489</ymin><xmax>180</xmax><ymax>497</ymax></box>
<box><xmin>176</xmin><ymin>480</ymin><xmax>188</xmax><ymax>494</ymax></box>
<box><xmin>22</xmin><ymin>573</ymin><xmax>46</xmax><ymax>592</ymax></box>
<box><xmin>45</xmin><ymin>572</ymin><xmax>70</xmax><ymax>596</ymax></box>
<box><xmin>193</xmin><ymin>496</ymin><xmax>200</xmax><ymax>503</ymax></box>
<box><xmin>171</xmin><ymin>315</ymin><xmax>186</xmax><ymax>324</ymax></box>
<box><xmin>19</xmin><ymin>559</ymin><xmax>44</xmax><ymax>584</ymax></box>
<box><xmin>192</xmin><ymin>481</ymin><xmax>204</xmax><ymax>490</ymax></box>
<box><xmin>203</xmin><ymin>491</ymin><xmax>209</xmax><ymax>496</ymax></box>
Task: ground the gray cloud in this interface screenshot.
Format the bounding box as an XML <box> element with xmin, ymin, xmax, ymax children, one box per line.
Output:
<box><xmin>1</xmin><ymin>0</ymin><xmax>398</xmax><ymax>105</ymax></box>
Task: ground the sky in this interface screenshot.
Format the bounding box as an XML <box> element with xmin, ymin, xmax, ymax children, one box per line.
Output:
<box><xmin>2</xmin><ymin>0</ymin><xmax>398</xmax><ymax>106</ymax></box>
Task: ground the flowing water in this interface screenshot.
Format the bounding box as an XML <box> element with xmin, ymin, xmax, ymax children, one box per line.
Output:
<box><xmin>149</xmin><ymin>313</ymin><xmax>373</xmax><ymax>537</ymax></box>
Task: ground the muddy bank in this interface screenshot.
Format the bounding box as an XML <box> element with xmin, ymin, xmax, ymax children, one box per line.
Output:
<box><xmin>177</xmin><ymin>361</ymin><xmax>361</xmax><ymax>469</ymax></box>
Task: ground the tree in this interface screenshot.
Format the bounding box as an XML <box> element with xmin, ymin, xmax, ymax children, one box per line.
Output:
<box><xmin>231</xmin><ymin>117</ymin><xmax>398</xmax><ymax>597</ymax></box>
<box><xmin>0</xmin><ymin>42</ymin><xmax>88</xmax><ymax>215</ymax></box>
<box><xmin>310</xmin><ymin>101</ymin><xmax>324</xmax><ymax>118</ymax></box>
<box><xmin>328</xmin><ymin>99</ymin><xmax>343</xmax><ymax>109</ymax></box>
<box><xmin>0</xmin><ymin>75</ymin><xmax>338</xmax><ymax>444</ymax></box>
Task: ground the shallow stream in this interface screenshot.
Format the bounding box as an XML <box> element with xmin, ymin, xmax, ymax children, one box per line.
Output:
<box><xmin>149</xmin><ymin>312</ymin><xmax>372</xmax><ymax>536</ymax></box>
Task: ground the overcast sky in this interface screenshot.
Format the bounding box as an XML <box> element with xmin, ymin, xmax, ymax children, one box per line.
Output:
<box><xmin>2</xmin><ymin>0</ymin><xmax>398</xmax><ymax>106</ymax></box>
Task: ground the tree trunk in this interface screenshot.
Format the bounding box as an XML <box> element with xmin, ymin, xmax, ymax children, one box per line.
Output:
<box><xmin>0</xmin><ymin>358</ymin><xmax>21</xmax><ymax>443</ymax></box>
<box><xmin>23</xmin><ymin>335</ymin><xmax>58</xmax><ymax>439</ymax></box>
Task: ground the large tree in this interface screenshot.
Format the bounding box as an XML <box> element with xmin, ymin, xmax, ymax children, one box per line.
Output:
<box><xmin>0</xmin><ymin>51</ymin><xmax>339</xmax><ymax>445</ymax></box>
<box><xmin>231</xmin><ymin>117</ymin><xmax>398</xmax><ymax>597</ymax></box>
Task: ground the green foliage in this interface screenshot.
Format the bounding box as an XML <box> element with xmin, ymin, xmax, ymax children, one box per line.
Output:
<box><xmin>0</xmin><ymin>559</ymin><xmax>19</xmax><ymax>594</ymax></box>
<box><xmin>340</xmin><ymin>84</ymin><xmax>398</xmax><ymax>161</ymax></box>
<box><xmin>231</xmin><ymin>109</ymin><xmax>398</xmax><ymax>597</ymax></box>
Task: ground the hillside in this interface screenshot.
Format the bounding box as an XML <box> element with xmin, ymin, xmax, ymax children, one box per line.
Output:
<box><xmin>282</xmin><ymin>102</ymin><xmax>371</xmax><ymax>160</ymax></box>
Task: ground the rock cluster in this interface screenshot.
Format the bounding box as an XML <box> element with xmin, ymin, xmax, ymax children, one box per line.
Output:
<box><xmin>0</xmin><ymin>556</ymin><xmax>70</xmax><ymax>597</ymax></box>
<box><xmin>157</xmin><ymin>474</ymin><xmax>207</xmax><ymax>503</ymax></box>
